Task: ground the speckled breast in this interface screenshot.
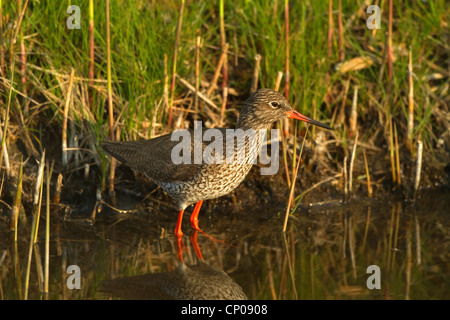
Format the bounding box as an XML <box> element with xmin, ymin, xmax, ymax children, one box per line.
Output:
<box><xmin>159</xmin><ymin>129</ymin><xmax>264</xmax><ymax>209</ymax></box>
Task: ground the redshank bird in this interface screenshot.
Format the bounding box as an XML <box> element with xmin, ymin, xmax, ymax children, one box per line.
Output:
<box><xmin>102</xmin><ymin>89</ymin><xmax>331</xmax><ymax>236</ymax></box>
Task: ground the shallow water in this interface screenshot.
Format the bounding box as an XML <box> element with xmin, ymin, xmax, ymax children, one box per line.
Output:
<box><xmin>0</xmin><ymin>190</ymin><xmax>448</xmax><ymax>300</ymax></box>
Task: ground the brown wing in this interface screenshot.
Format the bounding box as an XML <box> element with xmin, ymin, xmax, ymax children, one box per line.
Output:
<box><xmin>102</xmin><ymin>131</ymin><xmax>201</xmax><ymax>183</ymax></box>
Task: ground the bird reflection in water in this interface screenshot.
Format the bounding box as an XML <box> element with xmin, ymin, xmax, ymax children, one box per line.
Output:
<box><xmin>101</xmin><ymin>232</ymin><xmax>247</xmax><ymax>300</ymax></box>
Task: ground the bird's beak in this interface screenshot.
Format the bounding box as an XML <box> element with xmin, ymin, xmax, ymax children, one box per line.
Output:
<box><xmin>286</xmin><ymin>110</ymin><xmax>332</xmax><ymax>130</ymax></box>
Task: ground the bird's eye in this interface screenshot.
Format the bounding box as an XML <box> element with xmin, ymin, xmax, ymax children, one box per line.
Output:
<box><xmin>270</xmin><ymin>101</ymin><xmax>280</xmax><ymax>108</ymax></box>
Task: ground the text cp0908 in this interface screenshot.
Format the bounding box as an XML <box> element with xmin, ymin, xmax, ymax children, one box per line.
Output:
<box><xmin>225</xmin><ymin>304</ymin><xmax>268</xmax><ymax>315</ymax></box>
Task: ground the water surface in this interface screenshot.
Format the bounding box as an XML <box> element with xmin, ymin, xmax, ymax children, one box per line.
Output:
<box><xmin>0</xmin><ymin>190</ymin><xmax>448</xmax><ymax>300</ymax></box>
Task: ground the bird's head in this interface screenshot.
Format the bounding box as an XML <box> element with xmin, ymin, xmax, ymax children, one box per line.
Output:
<box><xmin>237</xmin><ymin>89</ymin><xmax>332</xmax><ymax>130</ymax></box>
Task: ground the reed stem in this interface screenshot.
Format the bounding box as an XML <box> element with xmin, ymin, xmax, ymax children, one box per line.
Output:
<box><xmin>282</xmin><ymin>126</ymin><xmax>309</xmax><ymax>232</ymax></box>
<box><xmin>363</xmin><ymin>149</ymin><xmax>372</xmax><ymax>197</ymax></box>
<box><xmin>11</xmin><ymin>156</ymin><xmax>23</xmax><ymax>238</ymax></box>
<box><xmin>62</xmin><ymin>68</ymin><xmax>75</xmax><ymax>168</ymax></box>
<box><xmin>327</xmin><ymin>0</ymin><xmax>333</xmax><ymax>59</ymax></box>
<box><xmin>348</xmin><ymin>132</ymin><xmax>358</xmax><ymax>195</ymax></box>
<box><xmin>250</xmin><ymin>54</ymin><xmax>261</xmax><ymax>94</ymax></box>
<box><xmin>337</xmin><ymin>0</ymin><xmax>345</xmax><ymax>61</ymax></box>
<box><xmin>168</xmin><ymin>0</ymin><xmax>185</xmax><ymax>127</ymax></box>
<box><xmin>106</xmin><ymin>0</ymin><xmax>116</xmax><ymax>199</ymax></box>
<box><xmin>219</xmin><ymin>0</ymin><xmax>228</xmax><ymax>89</ymax></box>
<box><xmin>44</xmin><ymin>160</ymin><xmax>53</xmax><ymax>296</ymax></box>
<box><xmin>407</xmin><ymin>47</ymin><xmax>414</xmax><ymax>155</ymax></box>
<box><xmin>88</xmin><ymin>0</ymin><xmax>95</xmax><ymax>106</ymax></box>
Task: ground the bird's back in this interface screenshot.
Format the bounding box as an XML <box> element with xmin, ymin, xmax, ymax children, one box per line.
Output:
<box><xmin>103</xmin><ymin>132</ymin><xmax>200</xmax><ymax>183</ymax></box>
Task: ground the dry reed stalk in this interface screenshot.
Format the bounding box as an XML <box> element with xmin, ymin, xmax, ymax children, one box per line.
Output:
<box><xmin>343</xmin><ymin>156</ymin><xmax>348</xmax><ymax>201</ymax></box>
<box><xmin>11</xmin><ymin>0</ymin><xmax>28</xmax><ymax>51</ymax></box>
<box><xmin>0</xmin><ymin>126</ymin><xmax>10</xmax><ymax>175</ymax></box>
<box><xmin>389</xmin><ymin>117</ymin><xmax>396</xmax><ymax>183</ymax></box>
<box><xmin>338</xmin><ymin>78</ymin><xmax>350</xmax><ymax>126</ymax></box>
<box><xmin>327</xmin><ymin>0</ymin><xmax>333</xmax><ymax>59</ymax></box>
<box><xmin>84</xmin><ymin>163</ymin><xmax>90</xmax><ymax>180</ymax></box>
<box><xmin>0</xmin><ymin>0</ymin><xmax>4</xmax><ymax>77</ymax></box>
<box><xmin>414</xmin><ymin>139</ymin><xmax>423</xmax><ymax>197</ymax></box>
<box><xmin>195</xmin><ymin>32</ymin><xmax>201</xmax><ymax>111</ymax></box>
<box><xmin>250</xmin><ymin>54</ymin><xmax>261</xmax><ymax>94</ymax></box>
<box><xmin>207</xmin><ymin>42</ymin><xmax>229</xmax><ymax>97</ymax></box>
<box><xmin>62</xmin><ymin>68</ymin><xmax>75</xmax><ymax>168</ymax></box>
<box><xmin>387</xmin><ymin>0</ymin><xmax>393</xmax><ymax>81</ymax></box>
<box><xmin>349</xmin><ymin>86</ymin><xmax>358</xmax><ymax>137</ymax></box>
<box><xmin>363</xmin><ymin>149</ymin><xmax>373</xmax><ymax>197</ymax></box>
<box><xmin>220</xmin><ymin>86</ymin><xmax>228</xmax><ymax>124</ymax></box>
<box><xmin>177</xmin><ymin>75</ymin><xmax>220</xmax><ymax>111</ymax></box>
<box><xmin>20</xmin><ymin>37</ymin><xmax>26</xmax><ymax>85</ymax></box>
<box><xmin>219</xmin><ymin>0</ymin><xmax>228</xmax><ymax>89</ymax></box>
<box><xmin>106</xmin><ymin>0</ymin><xmax>116</xmax><ymax>199</ymax></box>
<box><xmin>24</xmin><ymin>151</ymin><xmax>45</xmax><ymax>300</ymax></box>
<box><xmin>70</xmin><ymin>120</ymin><xmax>79</xmax><ymax>169</ymax></box>
<box><xmin>282</xmin><ymin>126</ymin><xmax>309</xmax><ymax>232</ymax></box>
<box><xmin>32</xmin><ymin>151</ymin><xmax>46</xmax><ymax>243</ymax></box>
<box><xmin>88</xmin><ymin>0</ymin><xmax>95</xmax><ymax>106</ymax></box>
<box><xmin>378</xmin><ymin>32</ymin><xmax>388</xmax><ymax>83</ymax></box>
<box><xmin>337</xmin><ymin>0</ymin><xmax>345</xmax><ymax>61</ymax></box>
<box><xmin>11</xmin><ymin>157</ymin><xmax>23</xmax><ymax>235</ymax></box>
<box><xmin>394</xmin><ymin>123</ymin><xmax>401</xmax><ymax>186</ymax></box>
<box><xmin>0</xmin><ymin>171</ymin><xmax>3</xmax><ymax>203</ymax></box>
<box><xmin>274</xmin><ymin>71</ymin><xmax>283</xmax><ymax>91</ymax></box>
<box><xmin>407</xmin><ymin>48</ymin><xmax>414</xmax><ymax>155</ymax></box>
<box><xmin>311</xmin><ymin>100</ymin><xmax>317</xmax><ymax>143</ymax></box>
<box><xmin>371</xmin><ymin>0</ymin><xmax>380</xmax><ymax>38</ymax></box>
<box><xmin>221</xmin><ymin>88</ymin><xmax>228</xmax><ymax>126</ymax></box>
<box><xmin>163</xmin><ymin>54</ymin><xmax>169</xmax><ymax>117</ymax></box>
<box><xmin>348</xmin><ymin>132</ymin><xmax>358</xmax><ymax>195</ymax></box>
<box><xmin>284</xmin><ymin>0</ymin><xmax>290</xmax><ymax>99</ymax></box>
<box><xmin>44</xmin><ymin>160</ymin><xmax>53</xmax><ymax>296</ymax></box>
<box><xmin>168</xmin><ymin>0</ymin><xmax>185</xmax><ymax>127</ymax></box>
<box><xmin>232</xmin><ymin>24</ymin><xmax>239</xmax><ymax>67</ymax></box>
<box><xmin>52</xmin><ymin>173</ymin><xmax>63</xmax><ymax>204</ymax></box>
<box><xmin>284</xmin><ymin>0</ymin><xmax>290</xmax><ymax>136</ymax></box>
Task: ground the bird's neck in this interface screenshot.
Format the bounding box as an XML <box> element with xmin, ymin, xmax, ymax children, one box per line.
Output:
<box><xmin>236</xmin><ymin>111</ymin><xmax>270</xmax><ymax>131</ymax></box>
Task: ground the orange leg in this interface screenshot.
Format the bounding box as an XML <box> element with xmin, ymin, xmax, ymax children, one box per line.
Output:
<box><xmin>189</xmin><ymin>200</ymin><xmax>204</xmax><ymax>230</ymax></box>
<box><xmin>189</xmin><ymin>230</ymin><xmax>204</xmax><ymax>260</ymax></box>
<box><xmin>174</xmin><ymin>209</ymin><xmax>185</xmax><ymax>237</ymax></box>
<box><xmin>176</xmin><ymin>235</ymin><xmax>185</xmax><ymax>262</ymax></box>
<box><xmin>189</xmin><ymin>200</ymin><xmax>226</xmax><ymax>243</ymax></box>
